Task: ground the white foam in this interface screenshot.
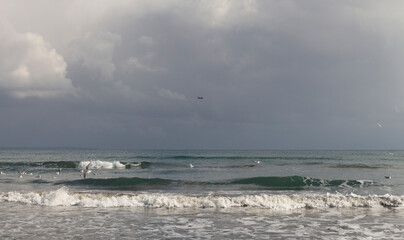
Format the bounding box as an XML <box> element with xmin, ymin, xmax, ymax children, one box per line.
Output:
<box><xmin>78</xmin><ymin>160</ymin><xmax>125</xmax><ymax>169</ymax></box>
<box><xmin>1</xmin><ymin>188</ymin><xmax>404</xmax><ymax>209</ymax></box>
<box><xmin>129</xmin><ymin>163</ymin><xmax>141</xmax><ymax>167</ymax></box>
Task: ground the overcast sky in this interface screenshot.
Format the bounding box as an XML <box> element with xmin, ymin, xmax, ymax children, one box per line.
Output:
<box><xmin>1</xmin><ymin>0</ymin><xmax>404</xmax><ymax>149</ymax></box>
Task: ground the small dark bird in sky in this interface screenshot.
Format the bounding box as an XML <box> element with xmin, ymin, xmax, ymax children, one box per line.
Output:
<box><xmin>197</xmin><ymin>96</ymin><xmax>203</xmax><ymax>100</ymax></box>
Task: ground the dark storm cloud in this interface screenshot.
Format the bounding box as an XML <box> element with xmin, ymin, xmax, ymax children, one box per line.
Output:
<box><xmin>1</xmin><ymin>0</ymin><xmax>404</xmax><ymax>149</ymax></box>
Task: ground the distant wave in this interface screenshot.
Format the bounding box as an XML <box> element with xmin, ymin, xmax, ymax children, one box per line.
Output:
<box><xmin>226</xmin><ymin>164</ymin><xmax>257</xmax><ymax>168</ymax></box>
<box><xmin>0</xmin><ymin>159</ymin><xmax>388</xmax><ymax>171</ymax></box>
<box><xmin>58</xmin><ymin>176</ymin><xmax>375</xmax><ymax>190</ymax></box>
<box><xmin>330</xmin><ymin>164</ymin><xmax>384</xmax><ymax>169</ymax></box>
<box><xmin>0</xmin><ymin>160</ymin><xmax>152</xmax><ymax>170</ymax></box>
<box><xmin>42</xmin><ymin>161</ymin><xmax>79</xmax><ymax>168</ymax></box>
<box><xmin>0</xmin><ymin>161</ymin><xmax>78</xmax><ymax>168</ymax></box>
<box><xmin>62</xmin><ymin>177</ymin><xmax>175</xmax><ymax>187</ymax></box>
<box><xmin>231</xmin><ymin>176</ymin><xmax>373</xmax><ymax>188</ymax></box>
<box><xmin>0</xmin><ymin>187</ymin><xmax>402</xmax><ymax>209</ymax></box>
<box><xmin>136</xmin><ymin>155</ymin><xmax>338</xmax><ymax>161</ymax></box>
<box><xmin>125</xmin><ymin>162</ymin><xmax>152</xmax><ymax>169</ymax></box>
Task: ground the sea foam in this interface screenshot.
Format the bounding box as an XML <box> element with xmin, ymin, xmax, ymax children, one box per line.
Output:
<box><xmin>1</xmin><ymin>188</ymin><xmax>403</xmax><ymax>209</ymax></box>
<box><xmin>78</xmin><ymin>160</ymin><xmax>126</xmax><ymax>169</ymax></box>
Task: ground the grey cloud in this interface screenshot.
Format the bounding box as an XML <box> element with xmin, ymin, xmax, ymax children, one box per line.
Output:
<box><xmin>68</xmin><ymin>31</ymin><xmax>121</xmax><ymax>83</ymax></box>
<box><xmin>0</xmin><ymin>23</ymin><xmax>75</xmax><ymax>99</ymax></box>
<box><xmin>1</xmin><ymin>0</ymin><xmax>404</xmax><ymax>149</ymax></box>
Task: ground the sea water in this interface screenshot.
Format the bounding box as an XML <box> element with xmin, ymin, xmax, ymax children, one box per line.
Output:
<box><xmin>1</xmin><ymin>150</ymin><xmax>404</xmax><ymax>239</ymax></box>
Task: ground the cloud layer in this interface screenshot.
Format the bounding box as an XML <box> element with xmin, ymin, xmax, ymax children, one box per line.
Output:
<box><xmin>0</xmin><ymin>23</ymin><xmax>75</xmax><ymax>99</ymax></box>
<box><xmin>1</xmin><ymin>0</ymin><xmax>404</xmax><ymax>149</ymax></box>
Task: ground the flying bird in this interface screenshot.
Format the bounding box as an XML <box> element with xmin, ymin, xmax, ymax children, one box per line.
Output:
<box><xmin>81</xmin><ymin>163</ymin><xmax>91</xmax><ymax>179</ymax></box>
<box><xmin>377</xmin><ymin>123</ymin><xmax>383</xmax><ymax>128</ymax></box>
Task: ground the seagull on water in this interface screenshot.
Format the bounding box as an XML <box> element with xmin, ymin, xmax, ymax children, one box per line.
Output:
<box><xmin>385</xmin><ymin>176</ymin><xmax>391</xmax><ymax>179</ymax></box>
<box><xmin>56</xmin><ymin>168</ymin><xmax>62</xmax><ymax>175</ymax></box>
<box><xmin>189</xmin><ymin>163</ymin><xmax>194</xmax><ymax>168</ymax></box>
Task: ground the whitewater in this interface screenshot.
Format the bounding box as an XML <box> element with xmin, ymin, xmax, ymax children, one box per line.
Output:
<box><xmin>1</xmin><ymin>150</ymin><xmax>404</xmax><ymax>239</ymax></box>
<box><xmin>2</xmin><ymin>187</ymin><xmax>404</xmax><ymax>209</ymax></box>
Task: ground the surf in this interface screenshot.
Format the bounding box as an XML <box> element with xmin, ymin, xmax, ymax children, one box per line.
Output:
<box><xmin>0</xmin><ymin>187</ymin><xmax>402</xmax><ymax>209</ymax></box>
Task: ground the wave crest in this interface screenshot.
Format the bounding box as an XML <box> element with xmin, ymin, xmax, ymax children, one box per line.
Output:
<box><xmin>78</xmin><ymin>160</ymin><xmax>126</xmax><ymax>169</ymax></box>
<box><xmin>1</xmin><ymin>188</ymin><xmax>402</xmax><ymax>209</ymax></box>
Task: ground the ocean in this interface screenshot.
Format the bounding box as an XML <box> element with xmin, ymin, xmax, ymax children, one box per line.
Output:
<box><xmin>1</xmin><ymin>150</ymin><xmax>404</xmax><ymax>239</ymax></box>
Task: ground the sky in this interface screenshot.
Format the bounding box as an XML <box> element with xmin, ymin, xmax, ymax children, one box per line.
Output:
<box><xmin>1</xmin><ymin>0</ymin><xmax>404</xmax><ymax>150</ymax></box>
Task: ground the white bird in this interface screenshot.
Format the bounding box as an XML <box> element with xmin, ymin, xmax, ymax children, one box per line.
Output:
<box><xmin>56</xmin><ymin>168</ymin><xmax>62</xmax><ymax>175</ymax></box>
<box><xmin>377</xmin><ymin>123</ymin><xmax>383</xmax><ymax>128</ymax></box>
<box><xmin>254</xmin><ymin>161</ymin><xmax>261</xmax><ymax>164</ymax></box>
<box><xmin>81</xmin><ymin>163</ymin><xmax>91</xmax><ymax>179</ymax></box>
<box><xmin>189</xmin><ymin>164</ymin><xmax>194</xmax><ymax>168</ymax></box>
<box><xmin>0</xmin><ymin>172</ymin><xmax>3</xmax><ymax>175</ymax></box>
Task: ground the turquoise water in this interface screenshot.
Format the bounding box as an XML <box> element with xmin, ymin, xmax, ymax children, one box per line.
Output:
<box><xmin>1</xmin><ymin>150</ymin><xmax>404</xmax><ymax>239</ymax></box>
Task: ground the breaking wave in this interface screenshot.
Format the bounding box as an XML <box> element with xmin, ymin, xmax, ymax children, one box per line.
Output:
<box><xmin>78</xmin><ymin>160</ymin><xmax>126</xmax><ymax>169</ymax></box>
<box><xmin>0</xmin><ymin>187</ymin><xmax>402</xmax><ymax>209</ymax></box>
<box><xmin>77</xmin><ymin>160</ymin><xmax>151</xmax><ymax>169</ymax></box>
